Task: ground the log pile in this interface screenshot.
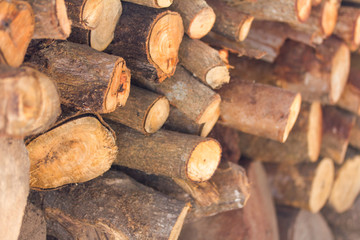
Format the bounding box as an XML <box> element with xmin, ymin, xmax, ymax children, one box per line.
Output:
<box><xmin>2</xmin><ymin>0</ymin><xmax>360</xmax><ymax>239</ymax></box>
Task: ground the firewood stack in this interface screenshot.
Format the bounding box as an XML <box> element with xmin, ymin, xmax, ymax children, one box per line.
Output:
<box><xmin>2</xmin><ymin>0</ymin><xmax>360</xmax><ymax>239</ymax></box>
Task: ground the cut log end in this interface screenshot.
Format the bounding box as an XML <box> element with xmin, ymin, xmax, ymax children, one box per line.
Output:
<box><xmin>56</xmin><ymin>0</ymin><xmax>72</xmax><ymax>37</ymax></box>
<box><xmin>186</xmin><ymin>139</ymin><xmax>221</xmax><ymax>182</ymax></box>
<box><xmin>149</xmin><ymin>12</ymin><xmax>184</xmax><ymax>81</ymax></box>
<box><xmin>82</xmin><ymin>0</ymin><xmax>104</xmax><ymax>29</ymax></box>
<box><xmin>330</xmin><ymin>43</ymin><xmax>350</xmax><ymax>103</ymax></box>
<box><xmin>198</xmin><ymin>94</ymin><xmax>221</xmax><ymax>124</ymax></box>
<box><xmin>309</xmin><ymin>158</ymin><xmax>335</xmax><ymax>213</ymax></box>
<box><xmin>206</xmin><ymin>66</ymin><xmax>230</xmax><ymax>89</ymax></box>
<box><xmin>297</xmin><ymin>0</ymin><xmax>312</xmax><ymax>22</ymax></box>
<box><xmin>168</xmin><ymin>203</ymin><xmax>191</xmax><ymax>240</ymax></box>
<box><xmin>322</xmin><ymin>0</ymin><xmax>339</xmax><ymax>36</ymax></box>
<box><xmin>200</xmin><ymin>106</ymin><xmax>220</xmax><ymax>137</ymax></box>
<box><xmin>156</xmin><ymin>0</ymin><xmax>173</xmax><ymax>8</ymax></box>
<box><xmin>187</xmin><ymin>7</ymin><xmax>216</xmax><ymax>39</ymax></box>
<box><xmin>308</xmin><ymin>101</ymin><xmax>322</xmax><ymax>162</ymax></box>
<box><xmin>282</xmin><ymin>93</ymin><xmax>302</xmax><ymax>143</ymax></box>
<box><xmin>238</xmin><ymin>16</ymin><xmax>254</xmax><ymax>42</ymax></box>
<box><xmin>354</xmin><ymin>16</ymin><xmax>360</xmax><ymax>46</ymax></box>
<box><xmin>144</xmin><ymin>96</ymin><xmax>170</xmax><ymax>134</ymax></box>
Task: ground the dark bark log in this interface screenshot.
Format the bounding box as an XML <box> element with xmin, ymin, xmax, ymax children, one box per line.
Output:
<box><xmin>18</xmin><ymin>202</ymin><xmax>46</xmax><ymax>240</ymax></box>
<box><xmin>65</xmin><ymin>0</ymin><xmax>104</xmax><ymax>29</ymax></box>
<box><xmin>334</xmin><ymin>6</ymin><xmax>360</xmax><ymax>51</ymax></box>
<box><xmin>350</xmin><ymin>116</ymin><xmax>360</xmax><ymax>149</ymax></box>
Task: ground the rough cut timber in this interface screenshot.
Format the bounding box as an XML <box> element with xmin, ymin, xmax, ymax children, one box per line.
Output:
<box><xmin>18</xmin><ymin>202</ymin><xmax>46</xmax><ymax>240</ymax></box>
<box><xmin>264</xmin><ymin>158</ymin><xmax>335</xmax><ymax>213</ymax></box>
<box><xmin>44</xmin><ymin>171</ymin><xmax>190</xmax><ymax>240</ymax></box>
<box><xmin>109</xmin><ymin>122</ymin><xmax>221</xmax><ymax>182</ymax></box>
<box><xmin>334</xmin><ymin>6</ymin><xmax>360</xmax><ymax>51</ymax></box>
<box><xmin>277</xmin><ymin>206</ymin><xmax>334</xmax><ymax>240</ymax></box>
<box><xmin>103</xmin><ymin>86</ymin><xmax>170</xmax><ymax>135</ymax></box>
<box><xmin>179</xmin><ymin>37</ymin><xmax>230</xmax><ymax>89</ymax></box>
<box><xmin>25</xmin><ymin>0</ymin><xmax>71</xmax><ymax>39</ymax></box>
<box><xmin>0</xmin><ymin>0</ymin><xmax>34</xmax><ymax>67</ymax></box>
<box><xmin>169</xmin><ymin>0</ymin><xmax>215</xmax><ymax>39</ymax></box>
<box><xmin>207</xmin><ymin>0</ymin><xmax>254</xmax><ymax>42</ymax></box>
<box><xmin>350</xmin><ymin>117</ymin><xmax>360</xmax><ymax>149</ymax></box>
<box><xmin>27</xmin><ymin>41</ymin><xmax>131</xmax><ymax>113</ymax></box>
<box><xmin>123</xmin><ymin>0</ymin><xmax>173</xmax><ymax>8</ymax></box>
<box><xmin>133</xmin><ymin>66</ymin><xmax>221</xmax><ymax>124</ymax></box>
<box><xmin>327</xmin><ymin>147</ymin><xmax>360</xmax><ymax>213</ymax></box>
<box><xmin>105</xmin><ymin>2</ymin><xmax>183</xmax><ymax>83</ymax></box>
<box><xmin>274</xmin><ymin>38</ymin><xmax>350</xmax><ymax>104</ymax></box>
<box><xmin>0</xmin><ymin>137</ymin><xmax>29</xmax><ymax>240</ymax></box>
<box><xmin>320</xmin><ymin>106</ymin><xmax>355</xmax><ymax>165</ymax></box>
<box><xmin>65</xmin><ymin>0</ymin><xmax>104</xmax><ymax>29</ymax></box>
<box><xmin>179</xmin><ymin>161</ymin><xmax>279</xmax><ymax>240</ymax></box>
<box><xmin>0</xmin><ymin>65</ymin><xmax>60</xmax><ymax>137</ymax></box>
<box><xmin>26</xmin><ymin>114</ymin><xmax>118</xmax><ymax>189</ymax></box>
<box><xmin>218</xmin><ymin>79</ymin><xmax>301</xmax><ymax>142</ymax></box>
<box><xmin>237</xmin><ymin>102</ymin><xmax>322</xmax><ymax>164</ymax></box>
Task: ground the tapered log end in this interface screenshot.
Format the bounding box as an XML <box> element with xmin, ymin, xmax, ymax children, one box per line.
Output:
<box><xmin>308</xmin><ymin>102</ymin><xmax>322</xmax><ymax>162</ymax></box>
<box><xmin>186</xmin><ymin>139</ymin><xmax>221</xmax><ymax>182</ymax></box>
<box><xmin>156</xmin><ymin>0</ymin><xmax>173</xmax><ymax>8</ymax></box>
<box><xmin>187</xmin><ymin>7</ymin><xmax>216</xmax><ymax>39</ymax></box>
<box><xmin>282</xmin><ymin>93</ymin><xmax>302</xmax><ymax>143</ymax></box>
<box><xmin>149</xmin><ymin>12</ymin><xmax>184</xmax><ymax>81</ymax></box>
<box><xmin>330</xmin><ymin>43</ymin><xmax>350</xmax><ymax>103</ymax></box>
<box><xmin>82</xmin><ymin>0</ymin><xmax>104</xmax><ymax>29</ymax></box>
<box><xmin>309</xmin><ymin>158</ymin><xmax>334</xmax><ymax>213</ymax></box>
<box><xmin>169</xmin><ymin>203</ymin><xmax>191</xmax><ymax>240</ymax></box>
<box><xmin>144</xmin><ymin>96</ymin><xmax>170</xmax><ymax>134</ymax></box>
<box><xmin>198</xmin><ymin>94</ymin><xmax>221</xmax><ymax>124</ymax></box>
<box><xmin>57</xmin><ymin>0</ymin><xmax>72</xmax><ymax>38</ymax></box>
<box><xmin>322</xmin><ymin>0</ymin><xmax>339</xmax><ymax>36</ymax></box>
<box><xmin>200</xmin><ymin>106</ymin><xmax>220</xmax><ymax>137</ymax></box>
<box><xmin>27</xmin><ymin>116</ymin><xmax>118</xmax><ymax>189</ymax></box>
<box><xmin>354</xmin><ymin>16</ymin><xmax>360</xmax><ymax>47</ymax></box>
<box><xmin>328</xmin><ymin>153</ymin><xmax>360</xmax><ymax>213</ymax></box>
<box><xmin>297</xmin><ymin>0</ymin><xmax>312</xmax><ymax>22</ymax></box>
<box><xmin>237</xmin><ymin>16</ymin><xmax>254</xmax><ymax>42</ymax></box>
<box><xmin>206</xmin><ymin>66</ymin><xmax>230</xmax><ymax>89</ymax></box>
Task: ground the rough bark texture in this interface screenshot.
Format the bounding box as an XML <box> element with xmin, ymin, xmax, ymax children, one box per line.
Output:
<box><xmin>0</xmin><ymin>137</ymin><xmax>30</xmax><ymax>240</ymax></box>
<box><xmin>44</xmin><ymin>170</ymin><xmax>190</xmax><ymax>240</ymax></box>
<box><xmin>18</xmin><ymin>202</ymin><xmax>46</xmax><ymax>240</ymax></box>
<box><xmin>65</xmin><ymin>0</ymin><xmax>104</xmax><ymax>29</ymax></box>
<box><xmin>123</xmin><ymin>0</ymin><xmax>173</xmax><ymax>8</ymax></box>
<box><xmin>0</xmin><ymin>1</ymin><xmax>34</xmax><ymax>67</ymax></box>
<box><xmin>350</xmin><ymin>116</ymin><xmax>360</xmax><ymax>149</ymax></box>
<box><xmin>334</xmin><ymin>6</ymin><xmax>360</xmax><ymax>51</ymax></box>
<box><xmin>27</xmin><ymin>41</ymin><xmax>131</xmax><ymax>113</ymax></box>
<box><xmin>0</xmin><ymin>65</ymin><xmax>60</xmax><ymax>137</ymax></box>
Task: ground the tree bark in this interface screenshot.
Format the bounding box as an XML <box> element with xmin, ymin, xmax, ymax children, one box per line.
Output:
<box><xmin>218</xmin><ymin>79</ymin><xmax>301</xmax><ymax>142</ymax></box>
<box><xmin>350</xmin><ymin>116</ymin><xmax>360</xmax><ymax>149</ymax></box>
<box><xmin>264</xmin><ymin>158</ymin><xmax>335</xmax><ymax>213</ymax></box>
<box><xmin>103</xmin><ymin>85</ymin><xmax>169</xmax><ymax>135</ymax></box>
<box><xmin>18</xmin><ymin>202</ymin><xmax>46</xmax><ymax>240</ymax></box>
<box><xmin>0</xmin><ymin>1</ymin><xmax>34</xmax><ymax>67</ymax></box>
<box><xmin>43</xmin><ymin>170</ymin><xmax>190</xmax><ymax>240</ymax></box>
<box><xmin>25</xmin><ymin>0</ymin><xmax>71</xmax><ymax>39</ymax></box>
<box><xmin>0</xmin><ymin>65</ymin><xmax>60</xmax><ymax>137</ymax></box>
<box><xmin>0</xmin><ymin>137</ymin><xmax>29</xmax><ymax>240</ymax></box>
<box><xmin>320</xmin><ymin>106</ymin><xmax>356</xmax><ymax>165</ymax></box>
<box><xmin>105</xmin><ymin>2</ymin><xmax>183</xmax><ymax>83</ymax></box>
<box><xmin>123</xmin><ymin>0</ymin><xmax>173</xmax><ymax>8</ymax></box>
<box><xmin>26</xmin><ymin>113</ymin><xmax>118</xmax><ymax>189</ymax></box>
<box><xmin>109</xmin><ymin>122</ymin><xmax>221</xmax><ymax>182</ymax></box>
<box><xmin>169</xmin><ymin>0</ymin><xmax>215</xmax><ymax>39</ymax></box>
<box><xmin>27</xmin><ymin>41</ymin><xmax>131</xmax><ymax>113</ymax></box>
<box><xmin>65</xmin><ymin>0</ymin><xmax>104</xmax><ymax>29</ymax></box>
<box><xmin>334</xmin><ymin>6</ymin><xmax>360</xmax><ymax>51</ymax></box>
<box><xmin>133</xmin><ymin>66</ymin><xmax>221</xmax><ymax>124</ymax></box>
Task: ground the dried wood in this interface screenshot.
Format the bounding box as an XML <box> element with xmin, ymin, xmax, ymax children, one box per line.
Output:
<box><xmin>123</xmin><ymin>0</ymin><xmax>173</xmax><ymax>8</ymax></box>
<box><xmin>18</xmin><ymin>202</ymin><xmax>46</xmax><ymax>240</ymax></box>
<box><xmin>65</xmin><ymin>0</ymin><xmax>104</xmax><ymax>29</ymax></box>
<box><xmin>334</xmin><ymin>6</ymin><xmax>360</xmax><ymax>50</ymax></box>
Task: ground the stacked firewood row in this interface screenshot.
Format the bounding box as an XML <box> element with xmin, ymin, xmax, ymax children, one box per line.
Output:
<box><xmin>1</xmin><ymin>0</ymin><xmax>360</xmax><ymax>239</ymax></box>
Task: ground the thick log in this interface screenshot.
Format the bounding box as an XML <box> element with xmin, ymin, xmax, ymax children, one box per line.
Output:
<box><xmin>265</xmin><ymin>158</ymin><xmax>335</xmax><ymax>213</ymax></box>
<box><xmin>320</xmin><ymin>106</ymin><xmax>355</xmax><ymax>164</ymax></box>
<box><xmin>334</xmin><ymin>6</ymin><xmax>360</xmax><ymax>51</ymax></box>
<box><xmin>0</xmin><ymin>1</ymin><xmax>34</xmax><ymax>67</ymax></box>
<box><xmin>105</xmin><ymin>2</ymin><xmax>183</xmax><ymax>83</ymax></box>
<box><xmin>18</xmin><ymin>202</ymin><xmax>46</xmax><ymax>240</ymax></box>
<box><xmin>103</xmin><ymin>86</ymin><xmax>169</xmax><ymax>134</ymax></box>
<box><xmin>0</xmin><ymin>137</ymin><xmax>29</xmax><ymax>240</ymax></box>
<box><xmin>327</xmin><ymin>147</ymin><xmax>360</xmax><ymax>213</ymax></box>
<box><xmin>44</xmin><ymin>171</ymin><xmax>190</xmax><ymax>240</ymax></box>
<box><xmin>277</xmin><ymin>206</ymin><xmax>334</xmax><ymax>240</ymax></box>
<box><xmin>0</xmin><ymin>65</ymin><xmax>60</xmax><ymax>137</ymax></box>
<box><xmin>218</xmin><ymin>79</ymin><xmax>301</xmax><ymax>142</ymax></box>
<box><xmin>26</xmin><ymin>114</ymin><xmax>118</xmax><ymax>189</ymax></box>
<box><xmin>110</xmin><ymin>123</ymin><xmax>221</xmax><ymax>182</ymax></box>
<box><xmin>179</xmin><ymin>161</ymin><xmax>279</xmax><ymax>240</ymax></box>
<box><xmin>350</xmin><ymin>116</ymin><xmax>360</xmax><ymax>149</ymax></box>
<box><xmin>25</xmin><ymin>0</ymin><xmax>71</xmax><ymax>39</ymax></box>
<box><xmin>27</xmin><ymin>41</ymin><xmax>131</xmax><ymax>113</ymax></box>
<box><xmin>169</xmin><ymin>0</ymin><xmax>215</xmax><ymax>39</ymax></box>
<box><xmin>133</xmin><ymin>66</ymin><xmax>221</xmax><ymax>124</ymax></box>
<box><xmin>179</xmin><ymin>37</ymin><xmax>229</xmax><ymax>89</ymax></box>
<box><xmin>237</xmin><ymin>102</ymin><xmax>323</xmax><ymax>164</ymax></box>
<box><xmin>312</xmin><ymin>0</ymin><xmax>322</xmax><ymax>6</ymax></box>
<box><xmin>207</xmin><ymin>0</ymin><xmax>254</xmax><ymax>42</ymax></box>
<box><xmin>65</xmin><ymin>0</ymin><xmax>104</xmax><ymax>29</ymax></box>
<box><xmin>274</xmin><ymin>38</ymin><xmax>350</xmax><ymax>104</ymax></box>
<box><xmin>123</xmin><ymin>0</ymin><xmax>172</xmax><ymax>8</ymax></box>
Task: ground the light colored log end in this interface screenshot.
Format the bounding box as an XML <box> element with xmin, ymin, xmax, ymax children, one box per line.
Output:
<box><xmin>282</xmin><ymin>93</ymin><xmax>302</xmax><ymax>143</ymax></box>
<box><xmin>308</xmin><ymin>101</ymin><xmax>322</xmax><ymax>162</ymax></box>
<box><xmin>309</xmin><ymin>158</ymin><xmax>334</xmax><ymax>213</ymax></box>
<box><xmin>144</xmin><ymin>96</ymin><xmax>170</xmax><ymax>134</ymax></box>
<box><xmin>56</xmin><ymin>0</ymin><xmax>71</xmax><ymax>38</ymax></box>
<box><xmin>200</xmin><ymin>106</ymin><xmax>220</xmax><ymax>137</ymax></box>
<box><xmin>354</xmin><ymin>15</ymin><xmax>360</xmax><ymax>47</ymax></box>
<box><xmin>322</xmin><ymin>0</ymin><xmax>339</xmax><ymax>36</ymax></box>
<box><xmin>187</xmin><ymin>7</ymin><xmax>216</xmax><ymax>39</ymax></box>
<box><xmin>238</xmin><ymin>16</ymin><xmax>254</xmax><ymax>42</ymax></box>
<box><xmin>297</xmin><ymin>0</ymin><xmax>312</xmax><ymax>22</ymax></box>
<box><xmin>82</xmin><ymin>0</ymin><xmax>104</xmax><ymax>29</ymax></box>
<box><xmin>197</xmin><ymin>94</ymin><xmax>221</xmax><ymax>124</ymax></box>
<box><xmin>186</xmin><ymin>139</ymin><xmax>221</xmax><ymax>182</ymax></box>
<box><xmin>330</xmin><ymin>43</ymin><xmax>350</xmax><ymax>103</ymax></box>
<box><xmin>168</xmin><ymin>203</ymin><xmax>191</xmax><ymax>240</ymax></box>
<box><xmin>156</xmin><ymin>0</ymin><xmax>173</xmax><ymax>8</ymax></box>
<box><xmin>205</xmin><ymin>66</ymin><xmax>230</xmax><ymax>89</ymax></box>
